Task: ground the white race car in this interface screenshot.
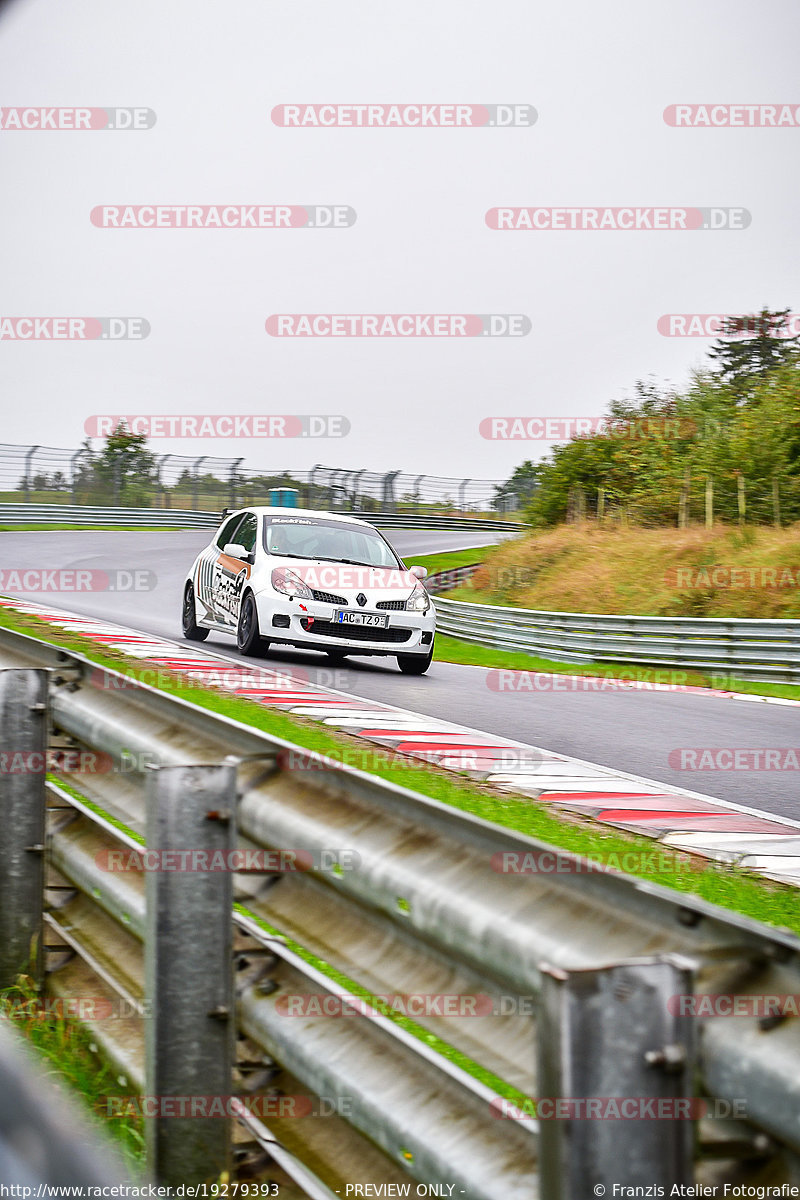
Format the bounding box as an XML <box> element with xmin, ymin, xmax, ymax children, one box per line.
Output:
<box><xmin>182</xmin><ymin>507</ymin><xmax>436</xmax><ymax>674</ymax></box>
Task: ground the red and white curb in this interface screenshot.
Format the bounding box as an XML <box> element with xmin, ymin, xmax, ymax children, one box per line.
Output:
<box><xmin>3</xmin><ymin>595</ymin><xmax>800</xmax><ymax>887</ymax></box>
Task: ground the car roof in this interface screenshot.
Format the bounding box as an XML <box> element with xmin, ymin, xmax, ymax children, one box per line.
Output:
<box><xmin>223</xmin><ymin>506</ymin><xmax>375</xmax><ymax>528</ymax></box>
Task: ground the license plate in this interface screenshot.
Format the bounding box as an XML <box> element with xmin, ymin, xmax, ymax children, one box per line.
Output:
<box><xmin>336</xmin><ymin>610</ymin><xmax>389</xmax><ymax>628</ymax></box>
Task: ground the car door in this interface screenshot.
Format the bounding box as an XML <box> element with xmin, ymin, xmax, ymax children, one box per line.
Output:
<box><xmin>212</xmin><ymin>510</ymin><xmax>258</xmax><ymax>628</ymax></box>
<box><xmin>196</xmin><ymin>512</ymin><xmax>245</xmax><ymax>623</ymax></box>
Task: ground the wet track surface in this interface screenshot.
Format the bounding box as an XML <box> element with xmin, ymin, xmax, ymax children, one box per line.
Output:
<box><xmin>2</xmin><ymin>528</ymin><xmax>799</xmax><ymax>820</ymax></box>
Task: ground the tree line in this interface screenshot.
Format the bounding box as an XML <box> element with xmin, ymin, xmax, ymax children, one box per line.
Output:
<box><xmin>501</xmin><ymin>309</ymin><xmax>800</xmax><ymax>527</ymax></box>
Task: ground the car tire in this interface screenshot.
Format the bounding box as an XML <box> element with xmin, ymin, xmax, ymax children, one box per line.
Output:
<box><xmin>237</xmin><ymin>593</ymin><xmax>269</xmax><ymax>657</ymax></box>
<box><xmin>182</xmin><ymin>583</ymin><xmax>209</xmax><ymax>642</ymax></box>
<box><xmin>396</xmin><ymin>644</ymin><xmax>433</xmax><ymax>675</ymax></box>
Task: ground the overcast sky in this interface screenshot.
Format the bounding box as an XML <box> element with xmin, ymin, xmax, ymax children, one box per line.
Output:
<box><xmin>1</xmin><ymin>0</ymin><xmax>798</xmax><ymax>483</ymax></box>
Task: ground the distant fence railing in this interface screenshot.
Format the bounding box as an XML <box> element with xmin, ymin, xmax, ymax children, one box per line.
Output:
<box><xmin>0</xmin><ymin>443</ymin><xmax>523</xmax><ymax>517</ymax></box>
<box><xmin>0</xmin><ymin>503</ymin><xmax>526</xmax><ymax>533</ymax></box>
<box><xmin>429</xmin><ymin>568</ymin><xmax>800</xmax><ymax>683</ymax></box>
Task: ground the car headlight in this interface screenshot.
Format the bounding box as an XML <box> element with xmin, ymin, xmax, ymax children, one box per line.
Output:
<box><xmin>271</xmin><ymin>567</ymin><xmax>313</xmax><ymax>600</ymax></box>
<box><xmin>406</xmin><ymin>582</ymin><xmax>429</xmax><ymax>613</ymax></box>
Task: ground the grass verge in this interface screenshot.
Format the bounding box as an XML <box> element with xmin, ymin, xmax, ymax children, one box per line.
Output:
<box><xmin>0</xmin><ymin>979</ymin><xmax>144</xmax><ymax>1169</ymax></box>
<box><xmin>406</xmin><ymin>545</ymin><xmax>495</xmax><ymax>577</ymax></box>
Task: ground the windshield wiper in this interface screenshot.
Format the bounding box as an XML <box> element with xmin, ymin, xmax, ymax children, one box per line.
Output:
<box><xmin>327</xmin><ymin>558</ymin><xmax>378</xmax><ymax>567</ymax></box>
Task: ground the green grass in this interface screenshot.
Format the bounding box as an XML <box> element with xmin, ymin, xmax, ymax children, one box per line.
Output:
<box><xmin>406</xmin><ymin>545</ymin><xmax>496</xmax><ymax>577</ymax></box>
<box><xmin>1</xmin><ymin>600</ymin><xmax>798</xmax><ymax>935</ymax></box>
<box><xmin>1</xmin><ymin>979</ymin><xmax>144</xmax><ymax>1170</ymax></box>
<box><xmin>417</xmin><ymin>548</ymin><xmax>800</xmax><ymax>703</ymax></box>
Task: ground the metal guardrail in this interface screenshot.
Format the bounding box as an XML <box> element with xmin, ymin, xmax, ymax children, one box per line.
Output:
<box><xmin>428</xmin><ymin>568</ymin><xmax>800</xmax><ymax>683</ymax></box>
<box><xmin>0</xmin><ymin>502</ymin><xmax>526</xmax><ymax>533</ymax></box>
<box><xmin>0</xmin><ymin>502</ymin><xmax>221</xmax><ymax>528</ymax></box>
<box><xmin>338</xmin><ymin>511</ymin><xmax>525</xmax><ymax>531</ymax></box>
<box><xmin>1</xmin><ymin>625</ymin><xmax>800</xmax><ymax>1194</ymax></box>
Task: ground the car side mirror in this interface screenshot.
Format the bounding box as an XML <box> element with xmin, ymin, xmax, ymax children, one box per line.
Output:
<box><xmin>409</xmin><ymin>564</ymin><xmax>428</xmax><ymax>580</ymax></box>
<box><xmin>223</xmin><ymin>543</ymin><xmax>251</xmax><ymax>561</ymax></box>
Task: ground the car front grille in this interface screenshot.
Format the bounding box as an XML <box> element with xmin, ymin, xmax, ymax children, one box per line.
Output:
<box><xmin>300</xmin><ymin>618</ymin><xmax>412</xmax><ymax>644</ymax></box>
<box><xmin>311</xmin><ymin>589</ymin><xmax>347</xmax><ymax>606</ymax></box>
<box><xmin>376</xmin><ymin>599</ymin><xmax>407</xmax><ymax>611</ymax></box>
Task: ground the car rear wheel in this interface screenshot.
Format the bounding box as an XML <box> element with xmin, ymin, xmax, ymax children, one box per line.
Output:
<box><xmin>396</xmin><ymin>645</ymin><xmax>433</xmax><ymax>675</ymax></box>
<box><xmin>237</xmin><ymin>593</ymin><xmax>269</xmax><ymax>657</ymax></box>
<box><xmin>182</xmin><ymin>583</ymin><xmax>209</xmax><ymax>641</ymax></box>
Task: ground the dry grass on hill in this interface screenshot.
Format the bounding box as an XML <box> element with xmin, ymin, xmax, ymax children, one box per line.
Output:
<box><xmin>459</xmin><ymin>523</ymin><xmax>800</xmax><ymax>618</ymax></box>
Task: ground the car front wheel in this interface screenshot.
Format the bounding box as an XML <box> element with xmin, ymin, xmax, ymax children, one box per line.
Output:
<box><xmin>396</xmin><ymin>645</ymin><xmax>433</xmax><ymax>675</ymax></box>
<box><xmin>237</xmin><ymin>593</ymin><xmax>269</xmax><ymax>657</ymax></box>
<box><xmin>182</xmin><ymin>583</ymin><xmax>209</xmax><ymax>641</ymax></box>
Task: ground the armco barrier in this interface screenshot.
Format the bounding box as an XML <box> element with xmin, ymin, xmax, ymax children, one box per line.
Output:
<box><xmin>1</xmin><ymin>625</ymin><xmax>799</xmax><ymax>1193</ymax></box>
<box><xmin>428</xmin><ymin>569</ymin><xmax>800</xmax><ymax>683</ymax></box>
<box><xmin>0</xmin><ymin>502</ymin><xmax>220</xmax><ymax>528</ymax></box>
<box><xmin>0</xmin><ymin>502</ymin><xmax>525</xmax><ymax>533</ymax></box>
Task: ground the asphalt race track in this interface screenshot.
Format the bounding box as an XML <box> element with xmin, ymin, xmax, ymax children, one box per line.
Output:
<box><xmin>2</xmin><ymin>528</ymin><xmax>798</xmax><ymax>820</ymax></box>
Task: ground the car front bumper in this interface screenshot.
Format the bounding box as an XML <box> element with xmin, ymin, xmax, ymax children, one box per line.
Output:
<box><xmin>254</xmin><ymin>593</ymin><xmax>436</xmax><ymax>657</ymax></box>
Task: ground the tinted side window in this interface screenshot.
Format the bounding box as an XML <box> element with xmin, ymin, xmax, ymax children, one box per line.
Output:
<box><xmin>236</xmin><ymin>513</ymin><xmax>258</xmax><ymax>552</ymax></box>
<box><xmin>215</xmin><ymin>514</ymin><xmax>244</xmax><ymax>549</ymax></box>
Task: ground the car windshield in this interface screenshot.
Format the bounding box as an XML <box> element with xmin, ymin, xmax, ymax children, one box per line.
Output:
<box><xmin>264</xmin><ymin>518</ymin><xmax>400</xmax><ymax>568</ymax></box>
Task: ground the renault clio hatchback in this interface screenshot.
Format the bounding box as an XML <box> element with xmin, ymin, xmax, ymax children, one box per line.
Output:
<box><xmin>181</xmin><ymin>507</ymin><xmax>435</xmax><ymax>674</ymax></box>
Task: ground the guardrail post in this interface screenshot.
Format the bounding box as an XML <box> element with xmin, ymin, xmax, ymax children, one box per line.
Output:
<box><xmin>0</xmin><ymin>668</ymin><xmax>48</xmax><ymax>989</ymax></box>
<box><xmin>537</xmin><ymin>956</ymin><xmax>695</xmax><ymax>1197</ymax></box>
<box><xmin>145</xmin><ymin>763</ymin><xmax>236</xmax><ymax>1185</ymax></box>
<box><xmin>23</xmin><ymin>445</ymin><xmax>39</xmax><ymax>503</ymax></box>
